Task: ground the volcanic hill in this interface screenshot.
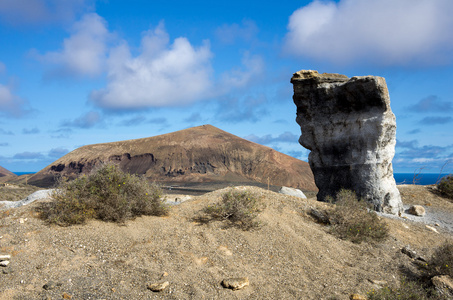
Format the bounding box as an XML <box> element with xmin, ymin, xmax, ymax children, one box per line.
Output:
<box><xmin>27</xmin><ymin>125</ymin><xmax>316</xmax><ymax>190</ymax></box>
<box><xmin>0</xmin><ymin>165</ymin><xmax>16</xmax><ymax>178</ymax></box>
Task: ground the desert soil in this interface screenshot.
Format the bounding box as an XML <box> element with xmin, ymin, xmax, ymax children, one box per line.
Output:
<box><xmin>0</xmin><ymin>185</ymin><xmax>452</xmax><ymax>300</ymax></box>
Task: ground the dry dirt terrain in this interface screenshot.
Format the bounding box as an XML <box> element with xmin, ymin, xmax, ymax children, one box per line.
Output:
<box><xmin>0</xmin><ymin>185</ymin><xmax>452</xmax><ymax>300</ymax></box>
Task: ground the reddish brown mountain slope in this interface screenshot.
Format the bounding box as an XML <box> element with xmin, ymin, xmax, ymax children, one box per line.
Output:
<box><xmin>0</xmin><ymin>165</ymin><xmax>16</xmax><ymax>178</ymax></box>
<box><xmin>27</xmin><ymin>125</ymin><xmax>316</xmax><ymax>190</ymax></box>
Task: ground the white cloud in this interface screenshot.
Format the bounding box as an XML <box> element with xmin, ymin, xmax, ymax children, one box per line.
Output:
<box><xmin>61</xmin><ymin>111</ymin><xmax>102</xmax><ymax>129</ymax></box>
<box><xmin>284</xmin><ymin>0</ymin><xmax>453</xmax><ymax>66</ymax></box>
<box><xmin>0</xmin><ymin>0</ymin><xmax>89</xmax><ymax>26</ymax></box>
<box><xmin>0</xmin><ymin>82</ymin><xmax>30</xmax><ymax>118</ymax></box>
<box><xmin>219</xmin><ymin>52</ymin><xmax>264</xmax><ymax>91</ymax></box>
<box><xmin>215</xmin><ymin>19</ymin><xmax>258</xmax><ymax>44</ymax></box>
<box><xmin>90</xmin><ymin>22</ymin><xmax>214</xmax><ymax>109</ymax></box>
<box><xmin>38</xmin><ymin>13</ymin><xmax>109</xmax><ymax>77</ymax></box>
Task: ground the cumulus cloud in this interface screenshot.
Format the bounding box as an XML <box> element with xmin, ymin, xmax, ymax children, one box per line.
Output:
<box><xmin>284</xmin><ymin>0</ymin><xmax>453</xmax><ymax>66</ymax></box>
<box><xmin>408</xmin><ymin>95</ymin><xmax>453</xmax><ymax>113</ymax></box>
<box><xmin>245</xmin><ymin>131</ymin><xmax>299</xmax><ymax>145</ymax></box>
<box><xmin>90</xmin><ymin>22</ymin><xmax>213</xmax><ymax>109</ymax></box>
<box><xmin>37</xmin><ymin>13</ymin><xmax>109</xmax><ymax>77</ymax></box>
<box><xmin>61</xmin><ymin>111</ymin><xmax>102</xmax><ymax>129</ymax></box>
<box><xmin>0</xmin><ymin>0</ymin><xmax>90</xmax><ymax>26</ymax></box>
<box><xmin>215</xmin><ymin>19</ymin><xmax>258</xmax><ymax>44</ymax></box>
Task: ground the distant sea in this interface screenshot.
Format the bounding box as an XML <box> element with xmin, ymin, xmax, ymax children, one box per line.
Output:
<box><xmin>13</xmin><ymin>172</ymin><xmax>35</xmax><ymax>176</ymax></box>
<box><xmin>394</xmin><ymin>173</ymin><xmax>450</xmax><ymax>185</ymax></box>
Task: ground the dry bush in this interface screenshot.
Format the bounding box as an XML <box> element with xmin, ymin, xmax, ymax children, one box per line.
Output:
<box><xmin>437</xmin><ymin>175</ymin><xmax>453</xmax><ymax>200</ymax></box>
<box><xmin>201</xmin><ymin>188</ymin><xmax>264</xmax><ymax>230</ymax></box>
<box><xmin>327</xmin><ymin>189</ymin><xmax>389</xmax><ymax>244</ymax></box>
<box><xmin>38</xmin><ymin>163</ymin><xmax>168</xmax><ymax>226</ymax></box>
<box><xmin>427</xmin><ymin>242</ymin><xmax>453</xmax><ymax>278</ymax></box>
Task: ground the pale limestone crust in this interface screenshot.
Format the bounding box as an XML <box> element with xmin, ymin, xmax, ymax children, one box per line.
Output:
<box><xmin>291</xmin><ymin>70</ymin><xmax>403</xmax><ymax>214</ymax></box>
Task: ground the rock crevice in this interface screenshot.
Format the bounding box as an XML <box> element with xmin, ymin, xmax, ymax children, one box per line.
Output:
<box><xmin>291</xmin><ymin>70</ymin><xmax>402</xmax><ymax>214</ymax></box>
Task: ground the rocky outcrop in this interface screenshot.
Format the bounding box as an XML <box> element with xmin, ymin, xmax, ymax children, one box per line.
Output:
<box><xmin>291</xmin><ymin>70</ymin><xmax>402</xmax><ymax>214</ymax></box>
<box><xmin>26</xmin><ymin>125</ymin><xmax>316</xmax><ymax>191</ymax></box>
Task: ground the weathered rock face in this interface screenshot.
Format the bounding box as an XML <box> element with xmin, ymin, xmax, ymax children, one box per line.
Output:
<box><xmin>291</xmin><ymin>70</ymin><xmax>402</xmax><ymax>214</ymax></box>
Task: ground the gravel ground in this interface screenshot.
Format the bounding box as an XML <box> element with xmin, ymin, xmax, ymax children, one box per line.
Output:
<box><xmin>0</xmin><ymin>185</ymin><xmax>451</xmax><ymax>299</ymax></box>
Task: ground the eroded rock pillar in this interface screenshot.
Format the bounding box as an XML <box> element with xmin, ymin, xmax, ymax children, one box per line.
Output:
<box><xmin>291</xmin><ymin>70</ymin><xmax>402</xmax><ymax>214</ymax></box>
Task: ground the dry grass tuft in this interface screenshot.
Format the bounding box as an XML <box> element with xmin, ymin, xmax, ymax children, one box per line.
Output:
<box><xmin>200</xmin><ymin>188</ymin><xmax>264</xmax><ymax>230</ymax></box>
<box><xmin>327</xmin><ymin>189</ymin><xmax>389</xmax><ymax>244</ymax></box>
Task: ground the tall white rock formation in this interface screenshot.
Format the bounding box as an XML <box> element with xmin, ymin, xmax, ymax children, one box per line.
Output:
<box><xmin>291</xmin><ymin>70</ymin><xmax>403</xmax><ymax>214</ymax></box>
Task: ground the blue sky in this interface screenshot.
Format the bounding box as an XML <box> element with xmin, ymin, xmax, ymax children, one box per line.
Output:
<box><xmin>0</xmin><ymin>0</ymin><xmax>452</xmax><ymax>174</ymax></box>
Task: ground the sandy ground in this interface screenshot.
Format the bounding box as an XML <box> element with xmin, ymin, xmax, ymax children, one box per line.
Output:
<box><xmin>0</xmin><ymin>185</ymin><xmax>452</xmax><ymax>299</ymax></box>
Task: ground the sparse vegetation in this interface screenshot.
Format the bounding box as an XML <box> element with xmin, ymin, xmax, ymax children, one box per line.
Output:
<box><xmin>38</xmin><ymin>163</ymin><xmax>168</xmax><ymax>225</ymax></box>
<box><xmin>426</xmin><ymin>241</ymin><xmax>453</xmax><ymax>278</ymax></box>
<box><xmin>437</xmin><ymin>175</ymin><xmax>453</xmax><ymax>200</ymax></box>
<box><xmin>327</xmin><ymin>189</ymin><xmax>389</xmax><ymax>243</ymax></box>
<box><xmin>201</xmin><ymin>188</ymin><xmax>263</xmax><ymax>230</ymax></box>
<box><xmin>367</xmin><ymin>279</ymin><xmax>445</xmax><ymax>300</ymax></box>
<box><xmin>0</xmin><ymin>184</ymin><xmax>42</xmax><ymax>202</ymax></box>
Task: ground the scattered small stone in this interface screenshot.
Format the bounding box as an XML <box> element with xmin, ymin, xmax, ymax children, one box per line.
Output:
<box><xmin>401</xmin><ymin>245</ymin><xmax>417</xmax><ymax>258</ymax></box>
<box><xmin>0</xmin><ymin>261</ymin><xmax>9</xmax><ymax>267</ymax></box>
<box><xmin>350</xmin><ymin>294</ymin><xmax>367</xmax><ymax>300</ymax></box>
<box><xmin>2</xmin><ymin>268</ymin><xmax>12</xmax><ymax>274</ymax></box>
<box><xmin>147</xmin><ymin>281</ymin><xmax>169</xmax><ymax>292</ymax></box>
<box><xmin>408</xmin><ymin>205</ymin><xmax>425</xmax><ymax>216</ymax></box>
<box><xmin>43</xmin><ymin>281</ymin><xmax>62</xmax><ymax>290</ymax></box>
<box><xmin>432</xmin><ymin>275</ymin><xmax>453</xmax><ymax>298</ymax></box>
<box><xmin>435</xmin><ymin>223</ymin><xmax>440</xmax><ymax>227</ymax></box>
<box><xmin>0</xmin><ymin>255</ymin><xmax>11</xmax><ymax>261</ymax></box>
<box><xmin>221</xmin><ymin>277</ymin><xmax>249</xmax><ymax>291</ymax></box>
<box><xmin>161</xmin><ymin>272</ymin><xmax>169</xmax><ymax>277</ymax></box>
<box><xmin>416</xmin><ymin>256</ymin><xmax>427</xmax><ymax>262</ymax></box>
<box><xmin>62</xmin><ymin>292</ymin><xmax>72</xmax><ymax>299</ymax></box>
<box><xmin>19</xmin><ymin>218</ymin><xmax>27</xmax><ymax>224</ymax></box>
<box><xmin>368</xmin><ymin>279</ymin><xmax>387</xmax><ymax>286</ymax></box>
<box><xmin>425</xmin><ymin>225</ymin><xmax>439</xmax><ymax>233</ymax></box>
<box><xmin>309</xmin><ymin>208</ymin><xmax>330</xmax><ymax>224</ymax></box>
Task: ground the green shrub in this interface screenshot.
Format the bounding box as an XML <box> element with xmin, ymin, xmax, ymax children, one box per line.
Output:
<box><xmin>367</xmin><ymin>279</ymin><xmax>445</xmax><ymax>300</ymax></box>
<box><xmin>327</xmin><ymin>189</ymin><xmax>389</xmax><ymax>243</ymax></box>
<box><xmin>437</xmin><ymin>175</ymin><xmax>453</xmax><ymax>200</ymax></box>
<box><xmin>202</xmin><ymin>188</ymin><xmax>263</xmax><ymax>230</ymax></box>
<box><xmin>426</xmin><ymin>242</ymin><xmax>453</xmax><ymax>278</ymax></box>
<box><xmin>39</xmin><ymin>163</ymin><xmax>168</xmax><ymax>226</ymax></box>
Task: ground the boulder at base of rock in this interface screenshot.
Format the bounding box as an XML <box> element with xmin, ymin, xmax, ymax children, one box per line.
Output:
<box><xmin>291</xmin><ymin>70</ymin><xmax>403</xmax><ymax>215</ymax></box>
<box><xmin>408</xmin><ymin>205</ymin><xmax>425</xmax><ymax>216</ymax></box>
<box><xmin>278</xmin><ymin>186</ymin><xmax>307</xmax><ymax>199</ymax></box>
